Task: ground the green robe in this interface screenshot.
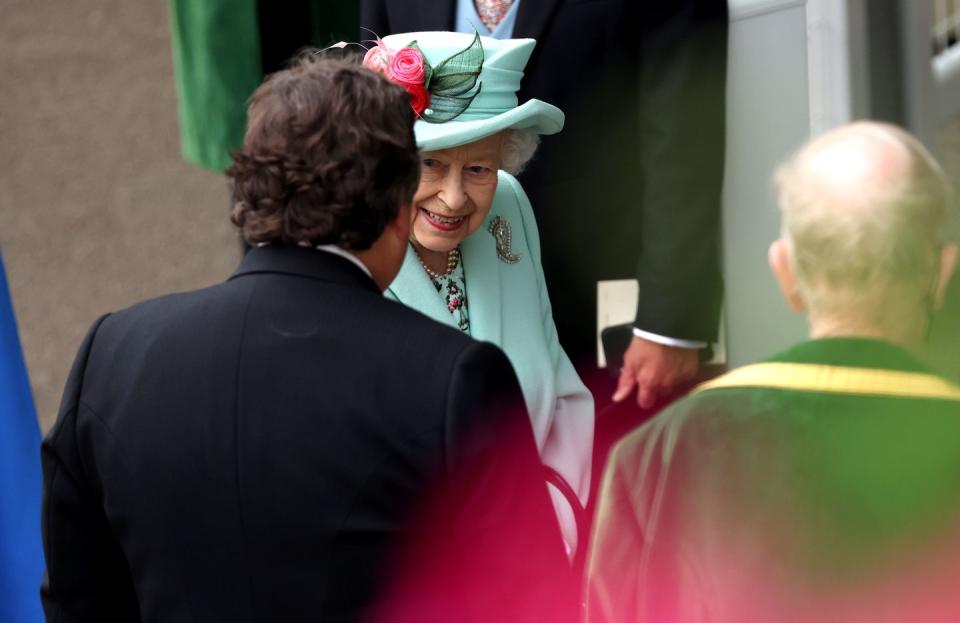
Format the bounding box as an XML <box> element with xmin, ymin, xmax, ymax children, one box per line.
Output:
<box><xmin>586</xmin><ymin>338</ymin><xmax>960</xmax><ymax>623</ymax></box>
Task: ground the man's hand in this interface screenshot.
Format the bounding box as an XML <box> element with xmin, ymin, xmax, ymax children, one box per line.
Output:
<box><xmin>612</xmin><ymin>337</ymin><xmax>699</xmax><ymax>409</ymax></box>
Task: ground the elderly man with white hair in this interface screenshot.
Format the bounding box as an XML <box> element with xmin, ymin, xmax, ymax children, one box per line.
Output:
<box><xmin>584</xmin><ymin>122</ymin><xmax>960</xmax><ymax>623</ymax></box>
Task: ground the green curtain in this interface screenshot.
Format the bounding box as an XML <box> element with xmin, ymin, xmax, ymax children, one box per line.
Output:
<box><xmin>169</xmin><ymin>0</ymin><xmax>262</xmax><ymax>172</ymax></box>
<box><xmin>169</xmin><ymin>2</ymin><xmax>359</xmax><ymax>172</ymax></box>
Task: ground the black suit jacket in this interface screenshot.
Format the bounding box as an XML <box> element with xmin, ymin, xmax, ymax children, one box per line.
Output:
<box><xmin>362</xmin><ymin>0</ymin><xmax>728</xmax><ymax>359</ymax></box>
<box><xmin>41</xmin><ymin>246</ymin><xmax>573</xmax><ymax>622</ymax></box>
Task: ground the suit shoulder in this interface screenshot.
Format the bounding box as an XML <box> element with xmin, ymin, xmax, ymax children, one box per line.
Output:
<box><xmin>98</xmin><ymin>280</ymin><xmax>242</xmax><ymax>332</ymax></box>
<box><xmin>451</xmin><ymin>338</ymin><xmax>514</xmax><ymax>373</ymax></box>
<box><xmin>379</xmin><ymin>294</ymin><xmax>473</xmax><ymax>338</ymax></box>
<box><xmin>373</xmin><ymin>294</ymin><xmax>483</xmax><ymax>362</ymax></box>
<box><xmin>82</xmin><ymin>282</ymin><xmax>252</xmax><ymax>383</ymax></box>
<box><xmin>375</xmin><ymin>297</ymin><xmax>515</xmax><ymax>392</ymax></box>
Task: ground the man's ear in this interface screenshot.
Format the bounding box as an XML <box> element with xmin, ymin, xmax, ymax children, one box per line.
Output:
<box><xmin>933</xmin><ymin>242</ymin><xmax>959</xmax><ymax>311</ymax></box>
<box><xmin>388</xmin><ymin>203</ymin><xmax>412</xmax><ymax>241</ymax></box>
<box><xmin>769</xmin><ymin>238</ymin><xmax>805</xmax><ymax>312</ymax></box>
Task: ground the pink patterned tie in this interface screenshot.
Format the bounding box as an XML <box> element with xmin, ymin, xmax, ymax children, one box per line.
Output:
<box><xmin>474</xmin><ymin>0</ymin><xmax>515</xmax><ymax>32</ymax></box>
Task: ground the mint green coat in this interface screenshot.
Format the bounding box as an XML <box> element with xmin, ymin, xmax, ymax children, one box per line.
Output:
<box><xmin>386</xmin><ymin>171</ymin><xmax>594</xmax><ymax>551</ymax></box>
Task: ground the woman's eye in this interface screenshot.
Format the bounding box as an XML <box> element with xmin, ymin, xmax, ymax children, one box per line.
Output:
<box><xmin>467</xmin><ymin>166</ymin><xmax>492</xmax><ymax>176</ymax></box>
<box><xmin>421</xmin><ymin>158</ymin><xmax>445</xmax><ymax>180</ymax></box>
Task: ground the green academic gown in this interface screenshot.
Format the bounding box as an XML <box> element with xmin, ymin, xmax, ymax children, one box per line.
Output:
<box><xmin>586</xmin><ymin>337</ymin><xmax>960</xmax><ymax>623</ymax></box>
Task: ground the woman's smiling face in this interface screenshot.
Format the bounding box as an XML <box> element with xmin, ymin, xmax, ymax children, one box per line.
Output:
<box><xmin>410</xmin><ymin>132</ymin><xmax>504</xmax><ymax>253</ymax></box>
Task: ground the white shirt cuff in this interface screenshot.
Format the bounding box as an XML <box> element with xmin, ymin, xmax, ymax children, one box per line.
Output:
<box><xmin>632</xmin><ymin>327</ymin><xmax>707</xmax><ymax>350</ymax></box>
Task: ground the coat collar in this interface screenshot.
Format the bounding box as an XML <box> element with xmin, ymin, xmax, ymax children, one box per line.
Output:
<box><xmin>768</xmin><ymin>337</ymin><xmax>932</xmax><ymax>374</ymax></box>
<box><xmin>230</xmin><ymin>245</ymin><xmax>381</xmax><ymax>294</ymax></box>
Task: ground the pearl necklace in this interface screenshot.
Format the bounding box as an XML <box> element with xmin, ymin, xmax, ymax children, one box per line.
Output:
<box><xmin>415</xmin><ymin>246</ymin><xmax>461</xmax><ymax>279</ymax></box>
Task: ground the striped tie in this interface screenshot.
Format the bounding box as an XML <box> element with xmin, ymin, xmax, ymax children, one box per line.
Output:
<box><xmin>474</xmin><ymin>0</ymin><xmax>515</xmax><ymax>32</ymax></box>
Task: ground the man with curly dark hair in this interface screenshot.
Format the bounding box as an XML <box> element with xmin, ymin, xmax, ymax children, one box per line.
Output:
<box><xmin>40</xmin><ymin>55</ymin><xmax>574</xmax><ymax>622</ymax></box>
<box><xmin>228</xmin><ymin>55</ymin><xmax>421</xmax><ymax>258</ymax></box>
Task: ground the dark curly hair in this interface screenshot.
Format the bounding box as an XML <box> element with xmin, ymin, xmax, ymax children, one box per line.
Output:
<box><xmin>227</xmin><ymin>54</ymin><xmax>420</xmax><ymax>250</ymax></box>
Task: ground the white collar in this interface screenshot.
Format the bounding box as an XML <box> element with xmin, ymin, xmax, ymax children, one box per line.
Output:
<box><xmin>309</xmin><ymin>243</ymin><xmax>373</xmax><ymax>279</ymax></box>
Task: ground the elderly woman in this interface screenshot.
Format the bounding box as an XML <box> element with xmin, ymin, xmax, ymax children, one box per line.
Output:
<box><xmin>364</xmin><ymin>31</ymin><xmax>594</xmax><ymax>555</ymax></box>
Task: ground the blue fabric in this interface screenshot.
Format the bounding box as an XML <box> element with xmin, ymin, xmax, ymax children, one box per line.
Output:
<box><xmin>0</xmin><ymin>252</ymin><xmax>44</xmax><ymax>622</ymax></box>
<box><xmin>454</xmin><ymin>0</ymin><xmax>519</xmax><ymax>39</ymax></box>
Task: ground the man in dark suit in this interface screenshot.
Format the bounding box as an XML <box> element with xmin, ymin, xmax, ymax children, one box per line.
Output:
<box><xmin>361</xmin><ymin>0</ymin><xmax>728</xmax><ymax>409</ymax></box>
<box><xmin>41</xmin><ymin>55</ymin><xmax>573</xmax><ymax>622</ymax></box>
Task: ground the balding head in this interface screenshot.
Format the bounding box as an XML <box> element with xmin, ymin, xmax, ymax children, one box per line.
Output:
<box><xmin>772</xmin><ymin>122</ymin><xmax>956</xmax><ymax>346</ymax></box>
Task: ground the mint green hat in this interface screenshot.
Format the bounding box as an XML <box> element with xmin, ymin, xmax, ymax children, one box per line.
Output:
<box><xmin>376</xmin><ymin>31</ymin><xmax>565</xmax><ymax>151</ymax></box>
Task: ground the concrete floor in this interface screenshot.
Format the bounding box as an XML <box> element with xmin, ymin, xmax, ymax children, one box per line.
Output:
<box><xmin>2</xmin><ymin>3</ymin><xmax>960</xmax><ymax>432</ymax></box>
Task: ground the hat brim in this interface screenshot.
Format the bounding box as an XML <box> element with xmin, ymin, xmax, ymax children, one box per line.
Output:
<box><xmin>414</xmin><ymin>99</ymin><xmax>564</xmax><ymax>151</ymax></box>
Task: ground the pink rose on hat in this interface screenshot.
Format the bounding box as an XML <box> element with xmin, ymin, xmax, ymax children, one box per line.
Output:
<box><xmin>388</xmin><ymin>47</ymin><xmax>427</xmax><ymax>86</ymax></box>
<box><xmin>359</xmin><ymin>33</ymin><xmax>490</xmax><ymax>123</ymax></box>
<box><xmin>362</xmin><ymin>40</ymin><xmax>394</xmax><ymax>75</ymax></box>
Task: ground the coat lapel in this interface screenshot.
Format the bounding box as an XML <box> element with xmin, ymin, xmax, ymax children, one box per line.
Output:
<box><xmin>417</xmin><ymin>0</ymin><xmax>455</xmax><ymax>30</ymax></box>
<box><xmin>461</xmin><ymin>216</ymin><xmax>503</xmax><ymax>345</ymax></box>
<box><xmin>513</xmin><ymin>0</ymin><xmax>562</xmax><ymax>44</ymax></box>
<box><xmin>386</xmin><ymin>246</ymin><xmax>460</xmax><ymax>330</ymax></box>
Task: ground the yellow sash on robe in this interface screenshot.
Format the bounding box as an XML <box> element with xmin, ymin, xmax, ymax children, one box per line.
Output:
<box><xmin>694</xmin><ymin>362</ymin><xmax>960</xmax><ymax>402</ymax></box>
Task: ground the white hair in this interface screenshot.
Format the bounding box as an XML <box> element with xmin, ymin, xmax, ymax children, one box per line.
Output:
<box><xmin>500</xmin><ymin>128</ymin><xmax>540</xmax><ymax>175</ymax></box>
<box><xmin>774</xmin><ymin>122</ymin><xmax>952</xmax><ymax>331</ymax></box>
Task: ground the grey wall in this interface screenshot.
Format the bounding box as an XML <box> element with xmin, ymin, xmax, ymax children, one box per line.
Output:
<box><xmin>1</xmin><ymin>1</ymin><xmax>238</xmax><ymax>432</ymax></box>
<box><xmin>723</xmin><ymin>0</ymin><xmax>810</xmax><ymax>367</ymax></box>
